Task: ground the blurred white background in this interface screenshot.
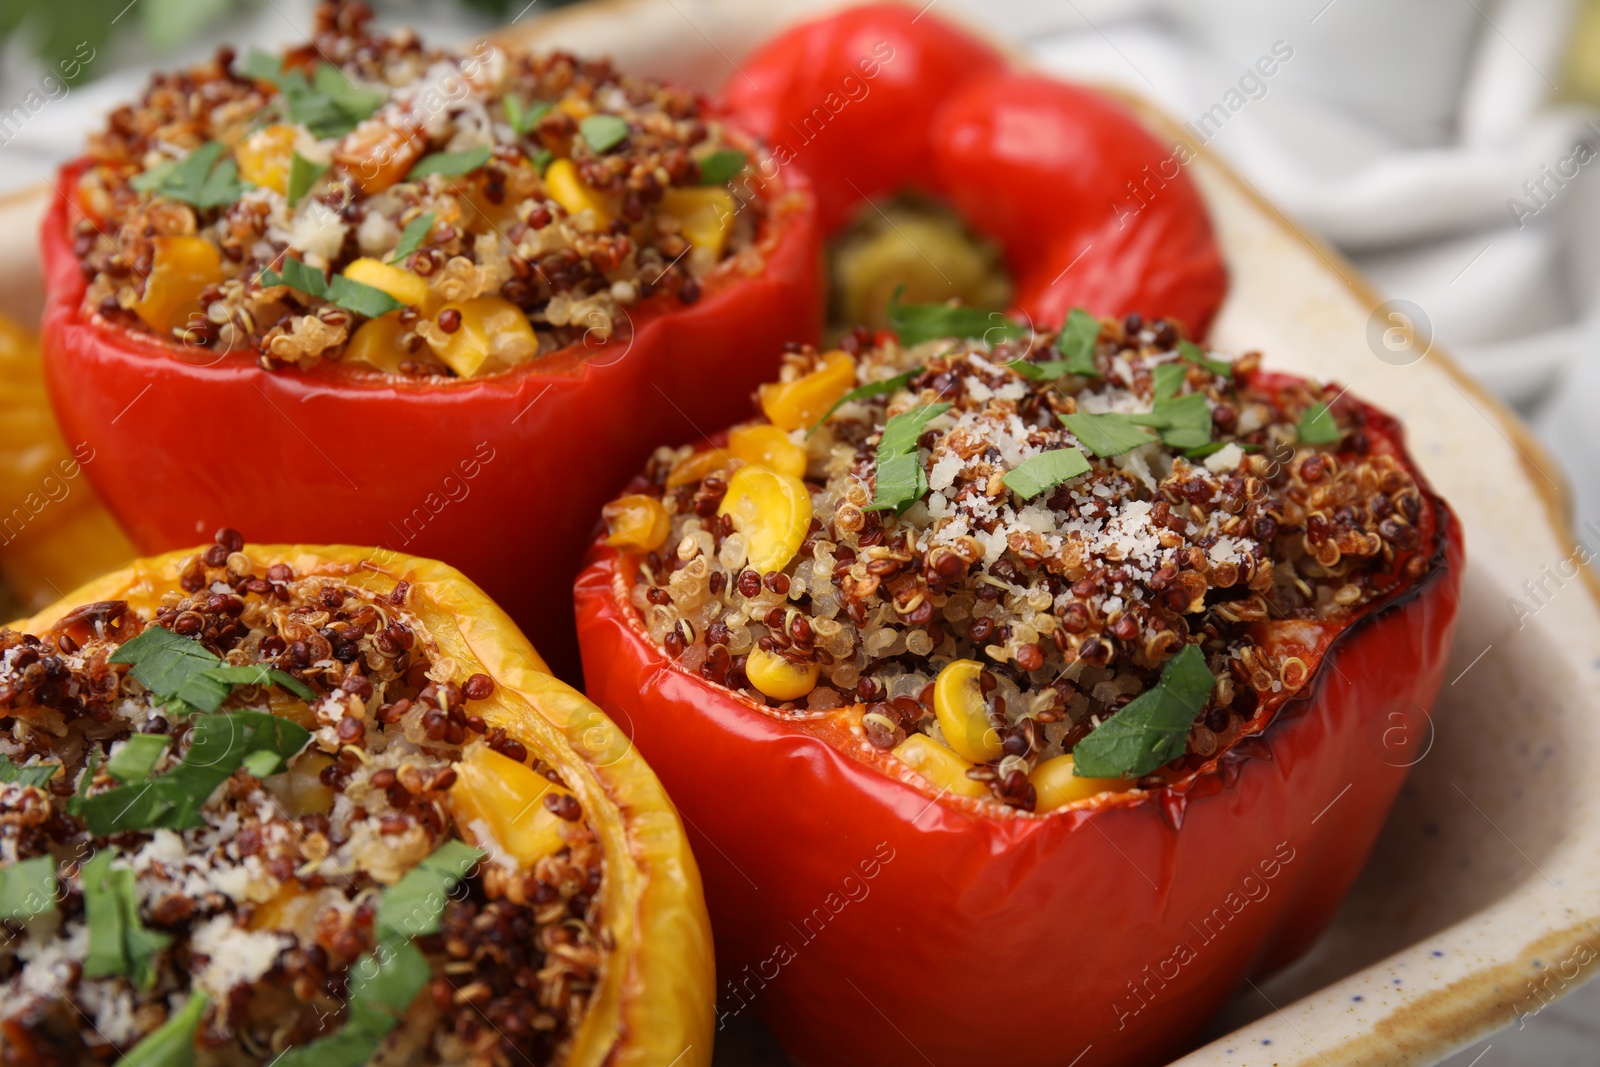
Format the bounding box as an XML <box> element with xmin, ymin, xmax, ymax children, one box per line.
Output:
<box><xmin>1</xmin><ymin>0</ymin><xmax>1596</xmax><ymax>1062</ymax></box>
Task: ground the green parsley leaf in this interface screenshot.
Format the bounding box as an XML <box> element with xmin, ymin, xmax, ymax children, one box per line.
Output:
<box><xmin>867</xmin><ymin>403</ymin><xmax>950</xmax><ymax>514</ymax></box>
<box><xmin>1130</xmin><ymin>393</ymin><xmax>1213</xmax><ymax>450</ymax></box>
<box><xmin>259</xmin><ymin>258</ymin><xmax>403</xmax><ymax>320</ymax></box>
<box><xmin>1053</xmin><ymin>307</ymin><xmax>1102</xmax><ymax>377</ymax></box>
<box><xmin>114</xmin><ymin>991</ymin><xmax>208</xmax><ymax>1067</ymax></box>
<box><xmin>1177</xmin><ymin>340</ymin><xmax>1232</xmax><ymax>379</ymax></box>
<box><xmin>697</xmin><ymin>149</ymin><xmax>747</xmax><ymax>185</ymax></box>
<box><xmin>0</xmin><ymin>855</ymin><xmax>56</xmax><ymax>922</ymax></box>
<box><xmin>241</xmin><ymin>750</ymin><xmax>286</xmax><ymax>778</ymax></box>
<box><xmin>530</xmin><ymin>148</ymin><xmax>555</xmax><ymax>175</ymax></box>
<box><xmin>129</xmin><ymin>142</ymin><xmax>242</xmax><ymax>210</ymax></box>
<box><xmin>877</xmin><ymin>402</ymin><xmax>951</xmax><ymax>456</ymax></box>
<box><xmin>1297</xmin><ymin>401</ymin><xmax>1341</xmax><ymax>445</ymax></box>
<box><xmin>505</xmin><ymin>96</ymin><xmax>552</xmax><ymax>136</ymax></box>
<box><xmin>272</xmin><ymin>842</ymin><xmax>482</xmax><ymax>1067</ymax></box>
<box><xmin>1002</xmin><ymin>448</ymin><xmax>1091</xmax><ymax>500</ymax></box>
<box><xmin>888</xmin><ymin>290</ymin><xmax>1027</xmax><ymax>347</ymax></box>
<box><xmin>106</xmin><ymin>735</ymin><xmax>170</xmax><ymax>783</ymax></box>
<box><xmin>1183</xmin><ymin>440</ymin><xmax>1258</xmax><ymax>460</ymax></box>
<box><xmin>242</xmin><ymin>53</ymin><xmax>386</xmax><ymax>140</ymax></box>
<box><xmin>311</xmin><ymin>64</ymin><xmax>385</xmax><ymax>127</ymax></box>
<box><xmin>198</xmin><ymin>664</ymin><xmax>316</xmax><ymax>703</ymax></box>
<box><xmin>1060</xmin><ymin>411</ymin><xmax>1158</xmax><ymax>457</ymax></box>
<box><xmin>1071</xmin><ymin>644</ymin><xmax>1216</xmax><ymax>778</ymax></box>
<box><xmin>388</xmin><ymin>212</ymin><xmax>435</xmax><ymax>264</ymax></box>
<box><xmin>579</xmin><ymin>113</ymin><xmax>630</xmax><ymax>153</ymax></box>
<box><xmin>1151</xmin><ymin>362</ymin><xmax>1186</xmax><ymax>401</ymax></box>
<box><xmin>240</xmin><ymin>49</ymin><xmax>285</xmax><ymax>84</ymax></box>
<box><xmin>805</xmin><ymin>365</ymin><xmax>923</xmax><ymax>438</ymax></box>
<box><xmin>0</xmin><ymin>754</ymin><xmax>60</xmax><ymax>788</ymax></box>
<box><xmin>70</xmin><ymin>711</ymin><xmax>312</xmax><ymax>835</ymax></box>
<box><xmin>82</xmin><ymin>851</ymin><xmax>172</xmax><ymax>991</ymax></box>
<box><xmin>286</xmin><ymin>152</ymin><xmax>327</xmax><ymax>207</ymax></box>
<box><xmin>406</xmin><ymin>145</ymin><xmax>493</xmax><ymax>181</ymax></box>
<box><xmin>110</xmin><ymin>626</ymin><xmax>225</xmax><ymax>708</ymax></box>
<box><xmin>377</xmin><ymin>840</ymin><xmax>484</xmax><ymax>941</ymax></box>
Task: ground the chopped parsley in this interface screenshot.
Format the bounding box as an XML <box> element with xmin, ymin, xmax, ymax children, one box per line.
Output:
<box><xmin>128</xmin><ymin>142</ymin><xmax>243</xmax><ymax>210</ymax></box>
<box><xmin>1002</xmin><ymin>448</ymin><xmax>1091</xmax><ymax>500</ymax></box>
<box><xmin>505</xmin><ymin>96</ymin><xmax>552</xmax><ymax>136</ymax></box>
<box><xmin>579</xmin><ymin>113</ymin><xmax>630</xmax><ymax>153</ymax></box>
<box><xmin>69</xmin><ymin>711</ymin><xmax>312</xmax><ymax>836</ymax></box>
<box><xmin>1297</xmin><ymin>401</ymin><xmax>1342</xmax><ymax>445</ymax></box>
<box><xmin>1151</xmin><ymin>362</ymin><xmax>1186</xmax><ymax>401</ymax></box>
<box><xmin>106</xmin><ymin>735</ymin><xmax>170</xmax><ymax>783</ymax></box>
<box><xmin>115</xmin><ymin>991</ymin><xmax>208</xmax><ymax>1067</ymax></box>
<box><xmin>241</xmin><ymin>51</ymin><xmax>386</xmax><ymax>140</ymax></box>
<box><xmin>1071</xmin><ymin>644</ymin><xmax>1216</xmax><ymax>778</ymax></box>
<box><xmin>388</xmin><ymin>212</ymin><xmax>434</xmax><ymax>265</ymax></box>
<box><xmin>1054</xmin><ymin>307</ymin><xmax>1103</xmax><ymax>376</ymax></box>
<box><xmin>888</xmin><ymin>291</ymin><xmax>1027</xmax><ymax>348</ymax></box>
<box><xmin>286</xmin><ymin>152</ymin><xmax>327</xmax><ymax>207</ymax></box>
<box><xmin>406</xmin><ymin>145</ymin><xmax>493</xmax><ymax>181</ymax></box>
<box><xmin>82</xmin><ymin>850</ymin><xmax>172</xmax><ymax>991</ymax></box>
<box><xmin>109</xmin><ymin>625</ymin><xmax>314</xmax><ymax>717</ymax></box>
<box><xmin>1178</xmin><ymin>340</ymin><xmax>1233</xmax><ymax>379</ymax></box>
<box><xmin>0</xmin><ymin>855</ymin><xmax>56</xmax><ymax>922</ymax></box>
<box><xmin>259</xmin><ymin>256</ymin><xmax>404</xmax><ymax>319</ymax></box>
<box><xmin>1130</xmin><ymin>393</ymin><xmax>1213</xmax><ymax>450</ymax></box>
<box><xmin>806</xmin><ymin>365</ymin><xmax>924</xmax><ymax>438</ymax></box>
<box><xmin>697</xmin><ymin>149</ymin><xmax>748</xmax><ymax>185</ymax></box>
<box><xmin>273</xmin><ymin>841</ymin><xmax>483</xmax><ymax>1067</ymax></box>
<box><xmin>0</xmin><ymin>754</ymin><xmax>60</xmax><ymax>788</ymax></box>
<box><xmin>1060</xmin><ymin>411</ymin><xmax>1157</xmax><ymax>457</ymax></box>
<box><xmin>867</xmin><ymin>403</ymin><xmax>951</xmax><ymax>514</ymax></box>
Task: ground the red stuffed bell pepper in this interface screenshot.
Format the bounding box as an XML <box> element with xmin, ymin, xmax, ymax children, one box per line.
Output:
<box><xmin>721</xmin><ymin>3</ymin><xmax>1228</xmax><ymax>339</ymax></box>
<box><xmin>39</xmin><ymin>2</ymin><xmax>819</xmax><ymax>678</ymax></box>
<box><xmin>575</xmin><ymin>311</ymin><xmax>1463</xmax><ymax>1066</ymax></box>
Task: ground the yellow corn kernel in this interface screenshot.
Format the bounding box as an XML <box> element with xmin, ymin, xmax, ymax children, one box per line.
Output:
<box><xmin>343</xmin><ymin>257</ymin><xmax>432</xmax><ymax>309</ymax></box>
<box><xmin>744</xmin><ymin>646</ymin><xmax>820</xmax><ymax>702</ymax></box>
<box><xmin>933</xmin><ymin>659</ymin><xmax>1002</xmax><ymax>763</ymax></box>
<box><xmin>665</xmin><ymin>448</ymin><xmax>729</xmax><ymax>489</ymax></box>
<box><xmin>544</xmin><ymin>158</ymin><xmax>612</xmax><ymax>228</ymax></box>
<box><xmin>449</xmin><ymin>743</ymin><xmax>573</xmax><ymax>867</ymax></box>
<box><xmin>344</xmin><ymin>312</ymin><xmax>410</xmax><ymax>374</ymax></box>
<box><xmin>265</xmin><ymin>751</ymin><xmax>335</xmax><ymax>817</ymax></box>
<box><xmin>1030</xmin><ymin>755</ymin><xmax>1130</xmax><ymax>813</ymax></box>
<box><xmin>729</xmin><ymin>423</ymin><xmax>807</xmax><ymax>479</ymax></box>
<box><xmin>602</xmin><ymin>493</ymin><xmax>671</xmax><ymax>552</ymax></box>
<box><xmin>892</xmin><ymin>734</ymin><xmax>990</xmax><ymax>799</ymax></box>
<box><xmin>236</xmin><ymin>124</ymin><xmax>299</xmax><ymax>194</ymax></box>
<box><xmin>661</xmin><ymin>187</ymin><xmax>736</xmax><ymax>257</ymax></box>
<box><xmin>427</xmin><ymin>297</ymin><xmax>539</xmax><ymax>378</ymax></box>
<box><xmin>132</xmin><ymin>236</ymin><xmax>224</xmax><ymax>334</ymax></box>
<box><xmin>717</xmin><ymin>465</ymin><xmax>812</xmax><ymax>573</ymax></box>
<box><xmin>758</xmin><ymin>350</ymin><xmax>856</xmax><ymax>431</ymax></box>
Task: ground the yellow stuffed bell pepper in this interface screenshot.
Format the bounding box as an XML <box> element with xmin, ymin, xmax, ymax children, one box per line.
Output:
<box><xmin>0</xmin><ymin>314</ymin><xmax>132</xmax><ymax>610</ymax></box>
<box><xmin>0</xmin><ymin>532</ymin><xmax>712</xmax><ymax>1067</ymax></box>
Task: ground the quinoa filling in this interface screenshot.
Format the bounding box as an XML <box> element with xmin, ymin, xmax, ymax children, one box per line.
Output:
<box><xmin>0</xmin><ymin>530</ymin><xmax>603</xmax><ymax>1066</ymax></box>
<box><xmin>70</xmin><ymin>1</ymin><xmax>767</xmax><ymax>376</ymax></box>
<box><xmin>608</xmin><ymin>313</ymin><xmax>1435</xmax><ymax>812</ymax></box>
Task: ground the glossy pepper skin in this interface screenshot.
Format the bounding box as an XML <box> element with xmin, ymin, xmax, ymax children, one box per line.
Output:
<box><xmin>37</xmin><ymin>160</ymin><xmax>819</xmax><ymax>680</ymax></box>
<box><xmin>14</xmin><ymin>543</ymin><xmax>715</xmax><ymax>1067</ymax></box>
<box><xmin>574</xmin><ymin>379</ymin><xmax>1463</xmax><ymax>1067</ymax></box>
<box><xmin>721</xmin><ymin>3</ymin><xmax>1227</xmax><ymax>338</ymax></box>
<box><xmin>0</xmin><ymin>314</ymin><xmax>133</xmax><ymax>611</ymax></box>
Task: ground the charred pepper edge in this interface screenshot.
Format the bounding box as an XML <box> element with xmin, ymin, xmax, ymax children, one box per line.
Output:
<box><xmin>11</xmin><ymin>543</ymin><xmax>715</xmax><ymax>1067</ymax></box>
<box><xmin>588</xmin><ymin>386</ymin><xmax>1459</xmax><ymax>824</ymax></box>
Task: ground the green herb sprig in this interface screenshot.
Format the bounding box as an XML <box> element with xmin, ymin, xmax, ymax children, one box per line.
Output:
<box><xmin>696</xmin><ymin>149</ymin><xmax>747</xmax><ymax>185</ymax></box>
<box><xmin>1060</xmin><ymin>411</ymin><xmax>1157</xmax><ymax>457</ymax></box>
<box><xmin>806</xmin><ymin>365</ymin><xmax>924</xmax><ymax>438</ymax></box>
<box><xmin>867</xmin><ymin>403</ymin><xmax>950</xmax><ymax>514</ymax></box>
<box><xmin>1001</xmin><ymin>448</ymin><xmax>1091</xmax><ymax>500</ymax></box>
<box><xmin>888</xmin><ymin>291</ymin><xmax>1026</xmax><ymax>348</ymax></box>
<box><xmin>129</xmin><ymin>142</ymin><xmax>243</xmax><ymax>210</ymax></box>
<box><xmin>1071</xmin><ymin>644</ymin><xmax>1216</xmax><ymax>779</ymax></box>
<box><xmin>0</xmin><ymin>855</ymin><xmax>56</xmax><ymax>922</ymax></box>
<box><xmin>82</xmin><ymin>850</ymin><xmax>171</xmax><ymax>991</ymax></box>
<box><xmin>406</xmin><ymin>145</ymin><xmax>492</xmax><ymax>181</ymax></box>
<box><xmin>0</xmin><ymin>754</ymin><xmax>60</xmax><ymax>788</ymax></box>
<box><xmin>1297</xmin><ymin>401</ymin><xmax>1341</xmax><ymax>445</ymax></box>
<box><xmin>258</xmin><ymin>257</ymin><xmax>404</xmax><ymax>320</ymax></box>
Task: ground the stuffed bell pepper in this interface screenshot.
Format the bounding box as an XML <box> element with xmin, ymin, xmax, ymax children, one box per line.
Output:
<box><xmin>575</xmin><ymin>309</ymin><xmax>1462</xmax><ymax>1066</ymax></box>
<box><xmin>40</xmin><ymin>1</ymin><xmax>819</xmax><ymax>677</ymax></box>
<box><xmin>0</xmin><ymin>531</ymin><xmax>712</xmax><ymax>1065</ymax></box>
<box><xmin>721</xmin><ymin>3</ymin><xmax>1228</xmax><ymax>338</ymax></box>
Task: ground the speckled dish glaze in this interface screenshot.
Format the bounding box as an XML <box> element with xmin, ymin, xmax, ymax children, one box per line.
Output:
<box><xmin>2</xmin><ymin>1</ymin><xmax>1596</xmax><ymax>1064</ymax></box>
